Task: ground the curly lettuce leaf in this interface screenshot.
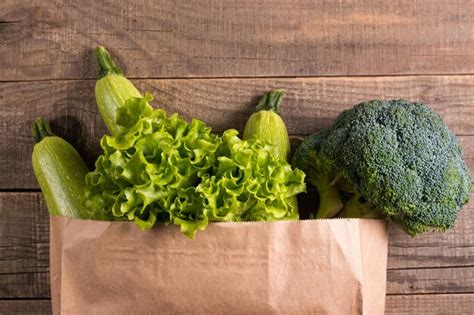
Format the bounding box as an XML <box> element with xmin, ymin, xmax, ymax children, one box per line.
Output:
<box><xmin>85</xmin><ymin>94</ymin><xmax>220</xmax><ymax>229</ymax></box>
<box><xmin>85</xmin><ymin>94</ymin><xmax>306</xmax><ymax>238</ymax></box>
<box><xmin>197</xmin><ymin>129</ymin><xmax>305</xmax><ymax>223</ymax></box>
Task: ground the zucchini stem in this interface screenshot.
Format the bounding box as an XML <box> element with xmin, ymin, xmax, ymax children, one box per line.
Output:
<box><xmin>95</xmin><ymin>46</ymin><xmax>123</xmax><ymax>78</ymax></box>
<box><xmin>33</xmin><ymin>117</ymin><xmax>55</xmax><ymax>143</ymax></box>
<box><xmin>255</xmin><ymin>90</ymin><xmax>284</xmax><ymax>114</ymax></box>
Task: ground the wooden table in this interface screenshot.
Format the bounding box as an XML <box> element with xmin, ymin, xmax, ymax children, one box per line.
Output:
<box><xmin>1</xmin><ymin>1</ymin><xmax>473</xmax><ymax>314</ymax></box>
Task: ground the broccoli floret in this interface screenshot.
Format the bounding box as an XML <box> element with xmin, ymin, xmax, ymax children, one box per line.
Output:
<box><xmin>293</xmin><ymin>99</ymin><xmax>472</xmax><ymax>235</ymax></box>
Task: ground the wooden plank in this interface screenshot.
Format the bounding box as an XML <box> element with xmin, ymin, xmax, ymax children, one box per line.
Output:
<box><xmin>0</xmin><ymin>272</ymin><xmax>50</xmax><ymax>299</ymax></box>
<box><xmin>0</xmin><ymin>193</ymin><xmax>49</xmax><ymax>274</ymax></box>
<box><xmin>385</xmin><ymin>294</ymin><xmax>474</xmax><ymax>314</ymax></box>
<box><xmin>0</xmin><ymin>300</ymin><xmax>51</xmax><ymax>314</ymax></box>
<box><xmin>387</xmin><ymin>267</ymin><xmax>474</xmax><ymax>295</ymax></box>
<box><xmin>1</xmin><ymin>0</ymin><xmax>474</xmax><ymax>80</ymax></box>
<box><xmin>1</xmin><ymin>76</ymin><xmax>474</xmax><ymax>189</ymax></box>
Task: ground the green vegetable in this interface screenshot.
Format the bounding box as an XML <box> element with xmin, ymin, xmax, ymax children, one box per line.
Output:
<box><xmin>243</xmin><ymin>90</ymin><xmax>299</xmax><ymax>219</ymax></box>
<box><xmin>85</xmin><ymin>95</ymin><xmax>306</xmax><ymax>237</ymax></box>
<box><xmin>86</xmin><ymin>48</ymin><xmax>306</xmax><ymax>238</ymax></box>
<box><xmin>32</xmin><ymin>118</ymin><xmax>91</xmax><ymax>218</ymax></box>
<box><xmin>243</xmin><ymin>90</ymin><xmax>291</xmax><ymax>161</ymax></box>
<box><xmin>291</xmin><ymin>130</ymin><xmax>344</xmax><ymax>219</ymax></box>
<box><xmin>85</xmin><ymin>94</ymin><xmax>221</xmax><ymax>231</ymax></box>
<box><xmin>95</xmin><ymin>46</ymin><xmax>142</xmax><ymax>136</ymax></box>
<box><xmin>293</xmin><ymin>99</ymin><xmax>472</xmax><ymax>235</ymax></box>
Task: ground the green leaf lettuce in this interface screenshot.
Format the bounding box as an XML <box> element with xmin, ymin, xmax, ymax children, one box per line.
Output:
<box><xmin>85</xmin><ymin>94</ymin><xmax>306</xmax><ymax>237</ymax></box>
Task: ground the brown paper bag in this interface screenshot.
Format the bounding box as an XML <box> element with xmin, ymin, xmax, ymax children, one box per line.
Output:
<box><xmin>50</xmin><ymin>217</ymin><xmax>388</xmax><ymax>314</ymax></box>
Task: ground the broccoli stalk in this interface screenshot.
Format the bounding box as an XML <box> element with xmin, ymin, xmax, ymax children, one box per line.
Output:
<box><xmin>292</xmin><ymin>131</ymin><xmax>344</xmax><ymax>218</ymax></box>
<box><xmin>311</xmin><ymin>171</ymin><xmax>343</xmax><ymax>219</ymax></box>
<box><xmin>338</xmin><ymin>192</ymin><xmax>383</xmax><ymax>219</ymax></box>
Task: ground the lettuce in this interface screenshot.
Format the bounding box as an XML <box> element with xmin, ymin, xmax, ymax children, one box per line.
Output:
<box><xmin>85</xmin><ymin>94</ymin><xmax>306</xmax><ymax>237</ymax></box>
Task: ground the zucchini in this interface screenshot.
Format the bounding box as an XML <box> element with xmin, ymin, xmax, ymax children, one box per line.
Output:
<box><xmin>243</xmin><ymin>90</ymin><xmax>299</xmax><ymax>217</ymax></box>
<box><xmin>243</xmin><ymin>90</ymin><xmax>291</xmax><ymax>161</ymax></box>
<box><xmin>32</xmin><ymin>118</ymin><xmax>90</xmax><ymax>218</ymax></box>
<box><xmin>95</xmin><ymin>46</ymin><xmax>142</xmax><ymax>136</ymax></box>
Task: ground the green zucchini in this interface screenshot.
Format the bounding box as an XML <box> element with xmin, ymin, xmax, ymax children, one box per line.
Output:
<box><xmin>95</xmin><ymin>46</ymin><xmax>142</xmax><ymax>136</ymax></box>
<box><xmin>243</xmin><ymin>90</ymin><xmax>291</xmax><ymax>161</ymax></box>
<box><xmin>243</xmin><ymin>90</ymin><xmax>299</xmax><ymax>217</ymax></box>
<box><xmin>32</xmin><ymin>118</ymin><xmax>91</xmax><ymax>218</ymax></box>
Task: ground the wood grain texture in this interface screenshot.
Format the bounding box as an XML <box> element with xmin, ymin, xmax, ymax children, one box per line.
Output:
<box><xmin>1</xmin><ymin>76</ymin><xmax>474</xmax><ymax>189</ymax></box>
<box><xmin>387</xmin><ymin>267</ymin><xmax>474</xmax><ymax>295</ymax></box>
<box><xmin>0</xmin><ymin>272</ymin><xmax>50</xmax><ymax>299</ymax></box>
<box><xmin>0</xmin><ymin>194</ymin><xmax>48</xmax><ymax>275</ymax></box>
<box><xmin>385</xmin><ymin>294</ymin><xmax>474</xmax><ymax>314</ymax></box>
<box><xmin>0</xmin><ymin>300</ymin><xmax>51</xmax><ymax>314</ymax></box>
<box><xmin>1</xmin><ymin>0</ymin><xmax>474</xmax><ymax>81</ymax></box>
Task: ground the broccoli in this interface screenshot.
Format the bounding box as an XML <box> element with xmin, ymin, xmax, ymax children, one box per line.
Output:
<box><xmin>292</xmin><ymin>99</ymin><xmax>472</xmax><ymax>235</ymax></box>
